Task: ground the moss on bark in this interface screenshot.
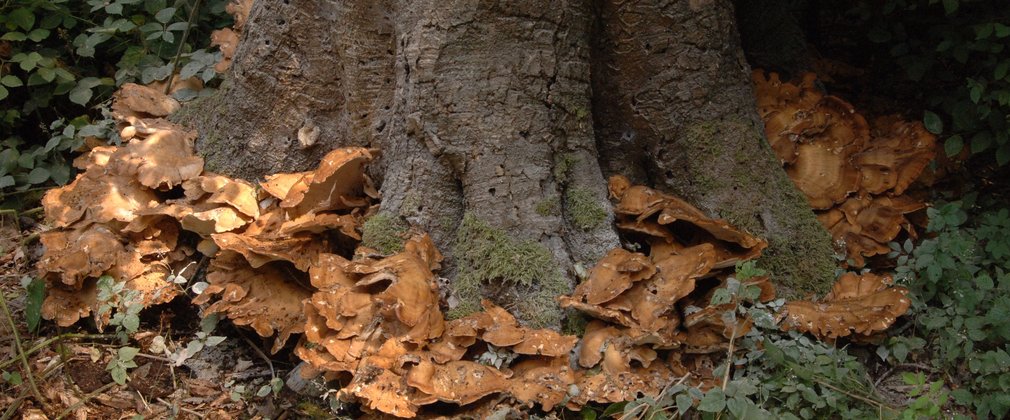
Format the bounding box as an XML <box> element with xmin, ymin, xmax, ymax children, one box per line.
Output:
<box><xmin>449</xmin><ymin>214</ymin><xmax>568</xmax><ymax>328</ymax></box>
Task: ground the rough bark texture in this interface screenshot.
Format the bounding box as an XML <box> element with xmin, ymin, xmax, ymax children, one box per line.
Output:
<box><xmin>175</xmin><ymin>0</ymin><xmax>837</xmax><ymax>327</ymax></box>
<box><xmin>591</xmin><ymin>0</ymin><xmax>836</xmax><ymax>294</ymax></box>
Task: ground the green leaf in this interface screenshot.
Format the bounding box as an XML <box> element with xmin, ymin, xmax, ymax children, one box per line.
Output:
<box><xmin>1</xmin><ymin>75</ymin><xmax>23</xmax><ymax>88</ymax></box>
<box><xmin>942</xmin><ymin>0</ymin><xmax>958</xmax><ymax>14</ymax></box>
<box><xmin>972</xmin><ymin>132</ymin><xmax>993</xmax><ymax>154</ymax></box>
<box><xmin>676</xmin><ymin>394</ymin><xmax>694</xmax><ymax>415</ymax></box>
<box><xmin>3</xmin><ymin>371</ymin><xmax>23</xmax><ymax>386</ymax></box>
<box><xmin>997</xmin><ymin>144</ymin><xmax>1010</xmax><ymax>166</ymax></box>
<box><xmin>698</xmin><ymin>388</ymin><xmax>726</xmax><ymax>412</ymax></box>
<box><xmin>602</xmin><ymin>402</ymin><xmax>627</xmax><ymax>417</ymax></box>
<box><xmin>118</xmin><ymin>346</ymin><xmax>140</xmax><ymax>362</ymax></box>
<box><xmin>256</xmin><ymin>385</ymin><xmax>272</xmax><ymax>397</ymax></box>
<box><xmin>205</xmin><ymin>336</ymin><xmax>226</xmax><ymax>346</ymax></box>
<box><xmin>25</xmin><ymin>277</ymin><xmax>44</xmax><ymax>332</ymax></box>
<box><xmin>0</xmin><ymin>176</ymin><xmax>14</xmax><ymax>189</ymax></box>
<box><xmin>110</xmin><ymin>365</ymin><xmax>128</xmax><ymax>385</ymax></box>
<box><xmin>69</xmin><ymin>87</ymin><xmax>92</xmax><ymax>105</ymax></box>
<box><xmin>924</xmin><ymin>111</ymin><xmax>944</xmax><ymax>134</ymax></box>
<box><xmin>155</xmin><ymin>7</ymin><xmax>177</xmax><ymax>24</ymax></box>
<box><xmin>27</xmin><ymin>167</ymin><xmax>49</xmax><ymax>184</ymax></box>
<box><xmin>1</xmin><ymin>32</ymin><xmax>27</xmax><ymax>41</ymax></box>
<box><xmin>0</xmin><ymin>86</ymin><xmax>7</xmax><ymax>101</ymax></box>
<box><xmin>995</xmin><ymin>23</ymin><xmax>1010</xmax><ymax>38</ymax></box>
<box><xmin>9</xmin><ymin>8</ymin><xmax>36</xmax><ymax>31</ymax></box>
<box><xmin>50</xmin><ymin>164</ymin><xmax>70</xmax><ymax>185</ymax></box>
<box><xmin>945</xmin><ymin>135</ymin><xmax>964</xmax><ymax>157</ymax></box>
<box><xmin>27</xmin><ymin>28</ymin><xmax>49</xmax><ymax>42</ymax></box>
<box><xmin>122</xmin><ymin>314</ymin><xmax>140</xmax><ymax>333</ymax></box>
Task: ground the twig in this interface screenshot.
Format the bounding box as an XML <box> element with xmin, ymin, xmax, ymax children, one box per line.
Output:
<box><xmin>0</xmin><ymin>391</ymin><xmax>27</xmax><ymax>420</ymax></box>
<box><xmin>19</xmin><ymin>207</ymin><xmax>43</xmax><ymax>217</ymax></box>
<box><xmin>157</xmin><ymin>397</ymin><xmax>206</xmax><ymax>419</ymax></box>
<box><xmin>165</xmin><ymin>0</ymin><xmax>204</xmax><ymax>94</ymax></box>
<box><xmin>240</xmin><ymin>333</ymin><xmax>275</xmax><ymax>378</ymax></box>
<box><xmin>721</xmin><ymin>321</ymin><xmax>740</xmax><ymax>391</ymax></box>
<box><xmin>0</xmin><ymin>333</ymin><xmax>114</xmax><ymax>372</ymax></box>
<box><xmin>54</xmin><ymin>382</ymin><xmax>116</xmax><ymax>420</ymax></box>
<box><xmin>136</xmin><ymin>352</ymin><xmax>175</xmax><ymax>363</ymax></box>
<box><xmin>813</xmin><ymin>378</ymin><xmax>896</xmax><ymax>413</ymax></box>
<box><xmin>0</xmin><ymin>290</ymin><xmax>49</xmax><ymax>411</ymax></box>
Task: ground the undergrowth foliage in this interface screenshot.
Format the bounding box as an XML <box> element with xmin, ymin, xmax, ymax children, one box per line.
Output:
<box><xmin>0</xmin><ymin>0</ymin><xmax>231</xmax><ymax>198</ymax></box>
<box><xmin>888</xmin><ymin>198</ymin><xmax>1010</xmax><ymax>418</ymax></box>
<box><xmin>593</xmin><ymin>262</ymin><xmax>887</xmax><ymax>420</ymax></box>
<box><xmin>855</xmin><ymin>0</ymin><xmax>1010</xmax><ymax>165</ymax></box>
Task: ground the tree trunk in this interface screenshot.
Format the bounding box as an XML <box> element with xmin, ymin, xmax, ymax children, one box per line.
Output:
<box><xmin>175</xmin><ymin>0</ymin><xmax>836</xmax><ymax>327</ymax></box>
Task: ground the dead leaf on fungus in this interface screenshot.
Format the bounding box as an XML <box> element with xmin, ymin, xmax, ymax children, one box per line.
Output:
<box><xmin>780</xmin><ymin>273</ymin><xmax>911</xmax><ymax>339</ymax></box>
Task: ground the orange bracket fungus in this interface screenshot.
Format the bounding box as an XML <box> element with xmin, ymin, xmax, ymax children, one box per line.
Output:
<box><xmin>753</xmin><ymin>70</ymin><xmax>936</xmax><ymax>266</ymax></box>
<box><xmin>35</xmin><ymin>77</ymin><xmax>920</xmax><ymax>418</ymax></box>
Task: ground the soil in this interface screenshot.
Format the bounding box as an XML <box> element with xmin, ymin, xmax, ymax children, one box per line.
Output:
<box><xmin>67</xmin><ymin>360</ymin><xmax>111</xmax><ymax>394</ymax></box>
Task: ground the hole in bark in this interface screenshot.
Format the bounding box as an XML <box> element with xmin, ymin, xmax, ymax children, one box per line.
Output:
<box><xmin>519</xmin><ymin>130</ymin><xmax>529</xmax><ymax>138</ymax></box>
<box><xmin>645</xmin><ymin>43</ymin><xmax>652</xmax><ymax>50</ymax></box>
<box><xmin>282</xmin><ymin>0</ymin><xmax>288</xmax><ymax>3</ymax></box>
<box><xmin>665</xmin><ymin>170</ymin><xmax>674</xmax><ymax>179</ymax></box>
<box><xmin>418</xmin><ymin>205</ymin><xmax>424</xmax><ymax>212</ymax></box>
<box><xmin>489</xmin><ymin>188</ymin><xmax>496</xmax><ymax>196</ymax></box>
<box><xmin>376</xmin><ymin>120</ymin><xmax>386</xmax><ymax>133</ymax></box>
<box><xmin>265</xmin><ymin>40</ymin><xmax>270</xmax><ymax>46</ymax></box>
<box><xmin>277</xmin><ymin>18</ymin><xmax>285</xmax><ymax>25</ymax></box>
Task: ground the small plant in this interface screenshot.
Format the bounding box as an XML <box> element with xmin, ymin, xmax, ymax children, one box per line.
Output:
<box><xmin>899</xmin><ymin>372</ymin><xmax>949</xmax><ymax>420</ymax></box>
<box><xmin>96</xmin><ymin>275</ymin><xmax>143</xmax><ymax>341</ymax></box>
<box><xmin>599</xmin><ymin>261</ymin><xmax>889</xmax><ymax>419</ymax></box>
<box><xmin>106</xmin><ymin>346</ymin><xmax>139</xmax><ymax>385</ymax></box>
<box><xmin>888</xmin><ymin>200</ymin><xmax>1010</xmax><ymax>418</ymax></box>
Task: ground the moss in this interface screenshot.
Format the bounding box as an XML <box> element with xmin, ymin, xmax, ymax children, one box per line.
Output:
<box><xmin>565</xmin><ymin>188</ymin><xmax>607</xmax><ymax>231</ymax></box>
<box><xmin>536</xmin><ymin>195</ymin><xmax>560</xmax><ymax>216</ymax></box>
<box><xmin>295</xmin><ymin>401</ymin><xmax>333</xmax><ymax>420</ymax></box>
<box><xmin>561</xmin><ymin>308</ymin><xmax>588</xmax><ymax>336</ymax></box>
<box><xmin>360</xmin><ymin>212</ymin><xmax>408</xmax><ymax>254</ymax></box>
<box><xmin>679</xmin><ymin>119</ymin><xmax>836</xmax><ymax>297</ymax></box>
<box><xmin>553</xmin><ymin>153</ymin><xmax>579</xmax><ymax>184</ymax></box>
<box><xmin>450</xmin><ymin>214</ymin><xmax>568</xmax><ymax>328</ymax></box>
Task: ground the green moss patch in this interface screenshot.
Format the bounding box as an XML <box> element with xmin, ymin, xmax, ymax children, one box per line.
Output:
<box><xmin>565</xmin><ymin>188</ymin><xmax>606</xmax><ymax>231</ymax></box>
<box><xmin>449</xmin><ymin>214</ymin><xmax>568</xmax><ymax>328</ymax></box>
<box><xmin>360</xmin><ymin>212</ymin><xmax>409</xmax><ymax>254</ymax></box>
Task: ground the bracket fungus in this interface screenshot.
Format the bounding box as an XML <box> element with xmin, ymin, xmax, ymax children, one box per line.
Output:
<box><xmin>780</xmin><ymin>273</ymin><xmax>911</xmax><ymax>339</ymax></box>
<box><xmin>34</xmin><ymin>81</ymin><xmax>920</xmax><ymax>418</ymax></box>
<box><xmin>753</xmin><ymin>70</ymin><xmax>936</xmax><ymax>266</ymax></box>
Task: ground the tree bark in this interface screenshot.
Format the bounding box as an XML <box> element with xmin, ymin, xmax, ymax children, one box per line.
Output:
<box><xmin>591</xmin><ymin>0</ymin><xmax>836</xmax><ymax>293</ymax></box>
<box><xmin>175</xmin><ymin>0</ymin><xmax>836</xmax><ymax>327</ymax></box>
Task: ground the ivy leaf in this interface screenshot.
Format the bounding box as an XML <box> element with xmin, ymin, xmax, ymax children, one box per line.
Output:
<box><xmin>0</xmin><ymin>86</ymin><xmax>7</xmax><ymax>101</ymax></box>
<box><xmin>923</xmin><ymin>111</ymin><xmax>943</xmax><ymax>134</ymax></box>
<box><xmin>0</xmin><ymin>176</ymin><xmax>14</xmax><ymax>189</ymax></box>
